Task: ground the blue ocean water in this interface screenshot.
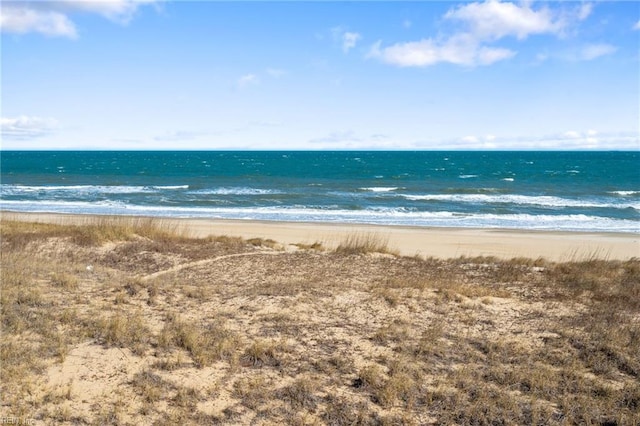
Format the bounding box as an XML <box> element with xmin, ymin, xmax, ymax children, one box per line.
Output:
<box><xmin>1</xmin><ymin>151</ymin><xmax>638</xmax><ymax>233</ymax></box>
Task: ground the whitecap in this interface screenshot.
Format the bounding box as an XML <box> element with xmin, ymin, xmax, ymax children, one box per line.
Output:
<box><xmin>609</xmin><ymin>191</ymin><xmax>640</xmax><ymax>196</ymax></box>
<box><xmin>153</xmin><ymin>185</ymin><xmax>189</xmax><ymax>190</ymax></box>
<box><xmin>360</xmin><ymin>187</ymin><xmax>399</xmax><ymax>193</ymax></box>
<box><xmin>188</xmin><ymin>187</ymin><xmax>282</xmax><ymax>196</ymax></box>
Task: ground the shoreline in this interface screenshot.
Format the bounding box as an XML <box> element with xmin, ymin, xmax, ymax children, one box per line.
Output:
<box><xmin>2</xmin><ymin>210</ymin><xmax>638</xmax><ymax>261</ymax></box>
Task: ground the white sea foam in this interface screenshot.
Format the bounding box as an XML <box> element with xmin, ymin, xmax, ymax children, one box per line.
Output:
<box><xmin>401</xmin><ymin>193</ymin><xmax>640</xmax><ymax>210</ymax></box>
<box><xmin>2</xmin><ymin>200</ymin><xmax>638</xmax><ymax>233</ymax></box>
<box><xmin>1</xmin><ymin>184</ymin><xmax>154</xmax><ymax>194</ymax></box>
<box><xmin>1</xmin><ymin>184</ymin><xmax>190</xmax><ymax>194</ymax></box>
<box><xmin>0</xmin><ymin>185</ymin><xmax>282</xmax><ymax>195</ymax></box>
<box><xmin>502</xmin><ymin>178</ymin><xmax>515</xmax><ymax>182</ymax></box>
<box><xmin>459</xmin><ymin>175</ymin><xmax>478</xmax><ymax>179</ymax></box>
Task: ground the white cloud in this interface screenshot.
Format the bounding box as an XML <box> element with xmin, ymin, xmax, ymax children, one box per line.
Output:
<box><xmin>369</xmin><ymin>1</ymin><xmax>595</xmax><ymax>68</ymax></box>
<box><xmin>368</xmin><ymin>34</ymin><xmax>515</xmax><ymax>67</ymax></box>
<box><xmin>559</xmin><ymin>129</ymin><xmax>601</xmax><ymax>147</ymax></box>
<box><xmin>0</xmin><ymin>4</ymin><xmax>77</xmax><ymax>38</ymax></box>
<box><xmin>237</xmin><ymin>74</ymin><xmax>259</xmax><ymax>88</ymax></box>
<box><xmin>1</xmin><ymin>116</ymin><xmax>59</xmax><ymax>139</ymax></box>
<box><xmin>55</xmin><ymin>0</ymin><xmax>160</xmax><ymax>24</ymax></box>
<box><xmin>444</xmin><ymin>0</ymin><xmax>564</xmax><ymax>41</ymax></box>
<box><xmin>579</xmin><ymin>43</ymin><xmax>617</xmax><ymax>60</ymax></box>
<box><xmin>454</xmin><ymin>134</ymin><xmax>500</xmax><ymax>149</ymax></box>
<box><xmin>634</xmin><ymin>20</ymin><xmax>640</xmax><ymax>31</ymax></box>
<box><xmin>0</xmin><ymin>0</ymin><xmax>159</xmax><ymax>37</ymax></box>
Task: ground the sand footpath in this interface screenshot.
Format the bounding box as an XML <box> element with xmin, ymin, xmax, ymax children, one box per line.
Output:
<box><xmin>2</xmin><ymin>211</ymin><xmax>638</xmax><ymax>261</ymax></box>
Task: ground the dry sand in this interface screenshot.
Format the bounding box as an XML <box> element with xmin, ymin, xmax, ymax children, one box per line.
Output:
<box><xmin>2</xmin><ymin>211</ymin><xmax>638</xmax><ymax>261</ymax></box>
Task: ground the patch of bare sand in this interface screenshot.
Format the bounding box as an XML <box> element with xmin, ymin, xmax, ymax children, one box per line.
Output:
<box><xmin>45</xmin><ymin>342</ymin><xmax>148</xmax><ymax>418</ymax></box>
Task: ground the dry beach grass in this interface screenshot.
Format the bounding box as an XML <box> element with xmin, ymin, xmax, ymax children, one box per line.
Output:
<box><xmin>1</xmin><ymin>217</ymin><xmax>639</xmax><ymax>425</ymax></box>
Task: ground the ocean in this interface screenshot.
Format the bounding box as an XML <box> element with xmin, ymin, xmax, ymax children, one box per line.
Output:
<box><xmin>1</xmin><ymin>151</ymin><xmax>638</xmax><ymax>233</ymax></box>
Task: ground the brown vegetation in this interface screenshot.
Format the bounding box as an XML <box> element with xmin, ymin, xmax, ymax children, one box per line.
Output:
<box><xmin>1</xmin><ymin>218</ymin><xmax>638</xmax><ymax>425</ymax></box>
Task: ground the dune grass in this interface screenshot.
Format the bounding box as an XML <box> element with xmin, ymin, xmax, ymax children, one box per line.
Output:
<box><xmin>1</xmin><ymin>219</ymin><xmax>638</xmax><ymax>425</ymax></box>
<box><xmin>334</xmin><ymin>232</ymin><xmax>397</xmax><ymax>255</ymax></box>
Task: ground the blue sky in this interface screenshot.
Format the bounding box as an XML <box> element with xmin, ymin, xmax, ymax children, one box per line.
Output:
<box><xmin>1</xmin><ymin>0</ymin><xmax>639</xmax><ymax>150</ymax></box>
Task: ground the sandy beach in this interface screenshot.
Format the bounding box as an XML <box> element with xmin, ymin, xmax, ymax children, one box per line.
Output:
<box><xmin>2</xmin><ymin>211</ymin><xmax>638</xmax><ymax>261</ymax></box>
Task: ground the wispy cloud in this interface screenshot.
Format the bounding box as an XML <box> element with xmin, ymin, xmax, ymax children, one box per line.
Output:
<box><xmin>236</xmin><ymin>68</ymin><xmax>285</xmax><ymax>89</ymax></box>
<box><xmin>368</xmin><ymin>34</ymin><xmax>515</xmax><ymax>67</ymax></box>
<box><xmin>0</xmin><ymin>0</ymin><xmax>160</xmax><ymax>38</ymax></box>
<box><xmin>237</xmin><ymin>73</ymin><xmax>259</xmax><ymax>88</ymax></box>
<box><xmin>249</xmin><ymin>120</ymin><xmax>282</xmax><ymax>128</ymax></box>
<box><xmin>308</xmin><ymin>130</ymin><xmax>399</xmax><ymax>149</ymax></box>
<box><xmin>577</xmin><ymin>3</ymin><xmax>593</xmax><ymax>21</ymax></box>
<box><xmin>369</xmin><ymin>1</ymin><xmax>595</xmax><ymax>68</ymax></box>
<box><xmin>438</xmin><ymin>130</ymin><xmax>638</xmax><ymax>150</ymax></box>
<box><xmin>342</xmin><ymin>31</ymin><xmax>361</xmax><ymax>53</ymax></box>
<box><xmin>456</xmin><ymin>134</ymin><xmax>498</xmax><ymax>149</ymax></box>
<box><xmin>331</xmin><ymin>26</ymin><xmax>362</xmax><ymax>53</ymax></box>
<box><xmin>266</xmin><ymin>68</ymin><xmax>287</xmax><ymax>78</ymax></box>
<box><xmin>1</xmin><ymin>116</ymin><xmax>59</xmax><ymax>140</ymax></box>
<box><xmin>56</xmin><ymin>0</ymin><xmax>161</xmax><ymax>25</ymax></box>
<box><xmin>154</xmin><ymin>130</ymin><xmax>207</xmax><ymax>142</ymax></box>
<box><xmin>310</xmin><ymin>130</ymin><xmax>360</xmax><ymax>145</ymax></box>
<box><xmin>633</xmin><ymin>20</ymin><xmax>640</xmax><ymax>31</ymax></box>
<box><xmin>579</xmin><ymin>43</ymin><xmax>617</xmax><ymax>60</ymax></box>
<box><xmin>563</xmin><ymin>130</ymin><xmax>581</xmax><ymax>139</ymax></box>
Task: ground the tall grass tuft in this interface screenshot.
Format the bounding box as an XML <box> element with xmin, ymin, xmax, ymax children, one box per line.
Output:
<box><xmin>158</xmin><ymin>314</ymin><xmax>240</xmax><ymax>367</ymax></box>
<box><xmin>335</xmin><ymin>232</ymin><xmax>396</xmax><ymax>255</ymax></box>
<box><xmin>91</xmin><ymin>311</ymin><xmax>151</xmax><ymax>356</ymax></box>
